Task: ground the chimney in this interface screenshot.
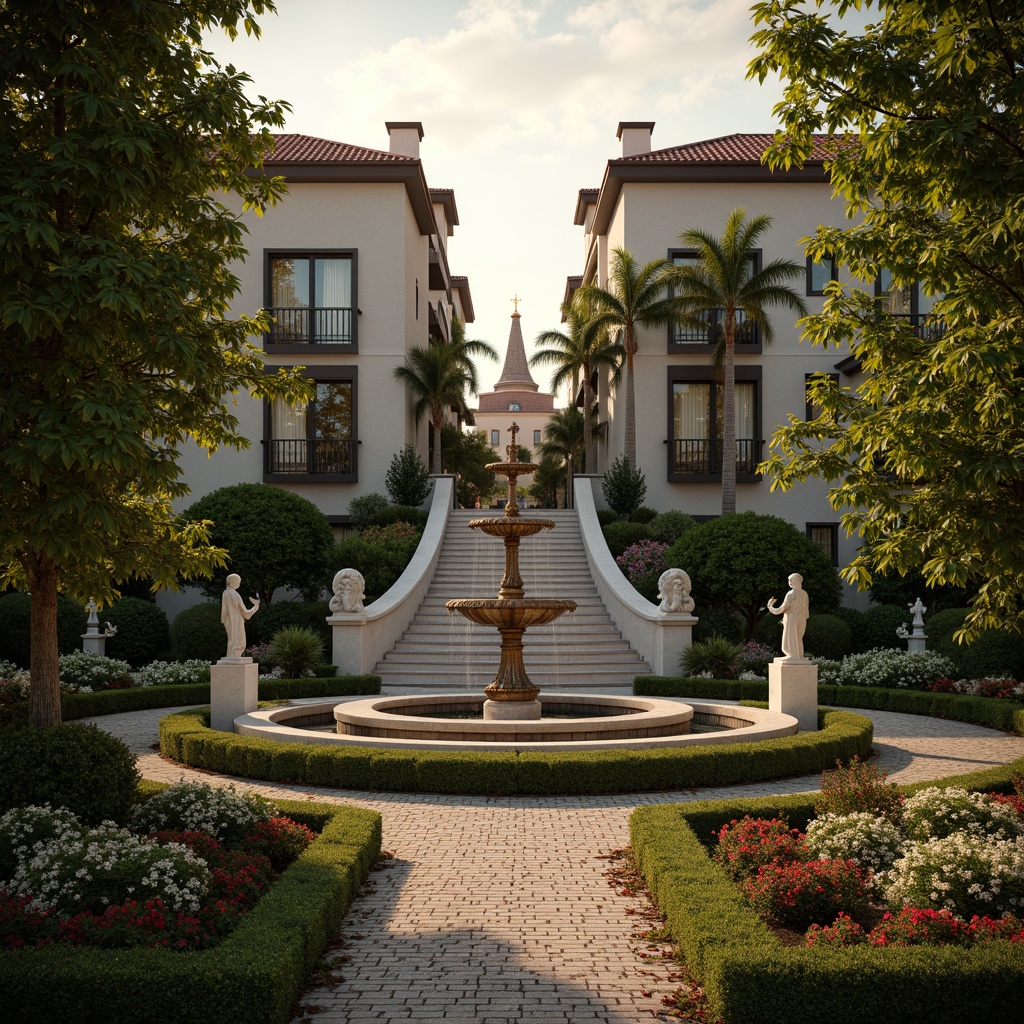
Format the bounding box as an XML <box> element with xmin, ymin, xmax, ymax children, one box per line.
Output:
<box><xmin>386</xmin><ymin>121</ymin><xmax>424</xmax><ymax>159</ymax></box>
<box><xmin>616</xmin><ymin>121</ymin><xmax>655</xmax><ymax>158</ymax></box>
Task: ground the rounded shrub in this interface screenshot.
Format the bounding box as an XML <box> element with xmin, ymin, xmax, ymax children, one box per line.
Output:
<box><xmin>374</xmin><ymin>505</ymin><xmax>429</xmax><ymax>530</ymax></box>
<box><xmin>103</xmin><ymin>597</ymin><xmax>170</xmax><ymax>667</ymax></box>
<box><xmin>347</xmin><ymin>492</ymin><xmax>390</xmax><ymax>530</ymax></box>
<box><xmin>648</xmin><ymin>510</ymin><xmax>696</xmax><ymax>545</ymax></box>
<box><xmin>901</xmin><ymin>787</ymin><xmax>1024</xmax><ymax>842</ymax></box>
<box><xmin>923</xmin><ymin>607</ymin><xmax>969</xmax><ymax>653</ymax></box>
<box><xmin>247</xmin><ymin>600</ymin><xmax>330</xmax><ymax>648</ymax></box>
<box><xmin>692</xmin><ymin>607</ymin><xmax>744</xmax><ymax>644</ymax></box>
<box><xmin>595</xmin><ymin>508</ymin><xmax>619</xmax><ymax>528</ymax></box>
<box><xmin>170</xmin><ymin>602</ymin><xmax>225</xmax><ymax>662</ymax></box>
<box><xmin>601</xmin><ymin>520</ymin><xmax>652</xmax><ymax>558</ymax></box>
<box><xmin>0</xmin><ymin>723</ymin><xmax>140</xmax><ymax>825</ymax></box>
<box><xmin>269</xmin><ymin>626</ymin><xmax>325</xmax><ymax>679</ymax></box>
<box><xmin>751</xmin><ymin>613</ymin><xmax>783</xmax><ymax>649</ymax></box>
<box><xmin>131</xmin><ymin>780</ymin><xmax>274</xmax><ymax>847</ymax></box>
<box><xmin>835</xmin><ymin>648</ymin><xmax>956</xmax><ymax>690</ymax></box>
<box><xmin>927</xmin><ymin>608</ymin><xmax>1024</xmax><ymax>679</ymax></box>
<box><xmin>0</xmin><ymin>593</ymin><xmax>87</xmax><ymax>668</ymax></box>
<box><xmin>805</xmin><ymin>812</ymin><xmax>904</xmax><ymax>873</ymax></box>
<box><xmin>802</xmin><ymin>613</ymin><xmax>854</xmax><ymax>660</ymax></box>
<box><xmin>681</xmin><ymin>635</ymin><xmax>742</xmax><ymax>679</ymax></box>
<box><xmin>58</xmin><ymin>651</ymin><xmax>134</xmax><ymax>691</ymax></box>
<box><xmin>629</xmin><ymin>506</ymin><xmax>658</xmax><ymax>525</ymax></box>
<box><xmin>855</xmin><ymin>604</ymin><xmax>911</xmax><ymax>652</ymax></box>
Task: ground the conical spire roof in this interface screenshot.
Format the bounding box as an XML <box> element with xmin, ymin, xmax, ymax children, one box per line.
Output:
<box><xmin>494</xmin><ymin>310</ymin><xmax>539</xmax><ymax>393</ymax></box>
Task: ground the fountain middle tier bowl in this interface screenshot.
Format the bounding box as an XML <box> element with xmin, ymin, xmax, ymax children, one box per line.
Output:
<box><xmin>467</xmin><ymin>516</ymin><xmax>554</xmax><ymax>539</ymax></box>
<box><xmin>484</xmin><ymin>460</ymin><xmax>539</xmax><ymax>476</ymax></box>
<box><xmin>446</xmin><ymin>597</ymin><xmax>577</xmax><ymax>628</ymax></box>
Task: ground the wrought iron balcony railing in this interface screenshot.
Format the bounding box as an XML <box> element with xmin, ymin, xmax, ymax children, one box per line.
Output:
<box><xmin>266</xmin><ymin>439</ymin><xmax>355</xmax><ymax>476</ymax></box>
<box><xmin>671</xmin><ymin>438</ymin><xmax>763</xmax><ymax>475</ymax></box>
<box><xmin>671</xmin><ymin>308</ymin><xmax>758</xmax><ymax>346</ymax></box>
<box><xmin>267</xmin><ymin>306</ymin><xmax>353</xmax><ymax>344</ymax></box>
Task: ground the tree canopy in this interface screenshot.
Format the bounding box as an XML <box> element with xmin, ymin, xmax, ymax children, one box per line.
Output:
<box><xmin>0</xmin><ymin>0</ymin><xmax>309</xmax><ymax>725</ymax></box>
<box><xmin>749</xmin><ymin>0</ymin><xmax>1024</xmax><ymax>638</ymax></box>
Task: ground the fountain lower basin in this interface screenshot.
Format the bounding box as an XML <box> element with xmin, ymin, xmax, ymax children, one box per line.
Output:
<box><xmin>234</xmin><ymin>696</ymin><xmax>799</xmax><ymax>752</ymax></box>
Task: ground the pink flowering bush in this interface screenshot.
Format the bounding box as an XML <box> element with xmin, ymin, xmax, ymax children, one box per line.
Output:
<box><xmin>742</xmin><ymin>858</ymin><xmax>873</xmax><ymax>929</ymax></box>
<box><xmin>712</xmin><ymin>816</ymin><xmax>808</xmax><ymax>882</ymax></box>
<box><xmin>813</xmin><ymin>757</ymin><xmax>905</xmax><ymax>825</ymax></box>
<box><xmin>615</xmin><ymin>540</ymin><xmax>669</xmax><ymax>602</ymax></box>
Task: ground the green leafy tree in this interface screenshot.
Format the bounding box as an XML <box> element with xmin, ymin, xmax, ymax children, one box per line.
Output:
<box><xmin>578</xmin><ymin>248</ymin><xmax>679</xmax><ymax>467</ymax></box>
<box><xmin>394</xmin><ymin>331</ymin><xmax>497</xmax><ymax>474</ymax></box>
<box><xmin>181</xmin><ymin>484</ymin><xmax>333</xmax><ymax>604</ymax></box>
<box><xmin>601</xmin><ymin>454</ymin><xmax>648</xmax><ymax>519</ymax></box>
<box><xmin>537</xmin><ymin>407</ymin><xmax>605</xmax><ymax>509</ymax></box>
<box><xmin>531</xmin><ymin>296</ymin><xmax>623</xmax><ymax>473</ymax></box>
<box><xmin>750</xmin><ymin>0</ymin><xmax>1024</xmax><ymax>638</ymax></box>
<box><xmin>0</xmin><ymin>0</ymin><xmax>310</xmax><ymax>727</ymax></box>
<box><xmin>665</xmin><ymin>512</ymin><xmax>841</xmax><ymax>638</ymax></box>
<box><xmin>529</xmin><ymin>452</ymin><xmax>565</xmax><ymax>509</ymax></box>
<box><xmin>440</xmin><ymin>426</ymin><xmax>500</xmax><ymax>508</ymax></box>
<box><xmin>385</xmin><ymin>445</ymin><xmax>431</xmax><ymax>507</ymax></box>
<box><xmin>668</xmin><ymin>209</ymin><xmax>807</xmax><ymax>515</ymax></box>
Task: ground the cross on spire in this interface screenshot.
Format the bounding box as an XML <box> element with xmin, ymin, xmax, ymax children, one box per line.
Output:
<box><xmin>510</xmin><ymin>293</ymin><xmax>522</xmax><ymax>314</ymax></box>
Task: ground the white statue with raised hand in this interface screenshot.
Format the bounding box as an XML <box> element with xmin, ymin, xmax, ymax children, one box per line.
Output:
<box><xmin>766</xmin><ymin>573</ymin><xmax>810</xmax><ymax>660</ymax></box>
<box><xmin>220</xmin><ymin>573</ymin><xmax>260</xmax><ymax>659</ymax></box>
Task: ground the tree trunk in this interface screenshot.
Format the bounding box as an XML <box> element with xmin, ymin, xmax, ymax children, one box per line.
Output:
<box><xmin>566</xmin><ymin>456</ymin><xmax>575</xmax><ymax>510</ymax></box>
<box><xmin>28</xmin><ymin>555</ymin><xmax>62</xmax><ymax>729</ymax></box>
<box><xmin>583</xmin><ymin>371</ymin><xmax>595</xmax><ymax>474</ymax></box>
<box><xmin>721</xmin><ymin>314</ymin><xmax>737</xmax><ymax>516</ymax></box>
<box><xmin>431</xmin><ymin>417</ymin><xmax>443</xmax><ymax>474</ymax></box>
<box><xmin>623</xmin><ymin>334</ymin><xmax>636</xmax><ymax>467</ymax></box>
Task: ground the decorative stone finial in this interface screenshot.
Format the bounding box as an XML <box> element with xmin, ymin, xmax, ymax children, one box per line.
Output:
<box><xmin>505</xmin><ymin>422</ymin><xmax>520</xmax><ymax>462</ymax></box>
<box><xmin>330</xmin><ymin>568</ymin><xmax>366</xmax><ymax>614</ymax></box>
<box><xmin>657</xmin><ymin>569</ymin><xmax>694</xmax><ymax>614</ymax></box>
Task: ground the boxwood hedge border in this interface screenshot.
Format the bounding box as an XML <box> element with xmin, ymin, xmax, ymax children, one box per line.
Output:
<box><xmin>630</xmin><ymin>757</ymin><xmax>1024</xmax><ymax>1024</ymax></box>
<box><xmin>157</xmin><ymin>705</ymin><xmax>873</xmax><ymax>795</ymax></box>
<box><xmin>635</xmin><ymin>675</ymin><xmax>1024</xmax><ymax>735</ymax></box>
<box><xmin>0</xmin><ymin>793</ymin><xmax>382</xmax><ymax>1024</ymax></box>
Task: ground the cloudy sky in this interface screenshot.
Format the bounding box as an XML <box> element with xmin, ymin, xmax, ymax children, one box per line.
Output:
<box><xmin>207</xmin><ymin>0</ymin><xmax>791</xmax><ymax>398</ymax></box>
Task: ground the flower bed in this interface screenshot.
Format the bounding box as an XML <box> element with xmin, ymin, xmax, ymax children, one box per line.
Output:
<box><xmin>0</xmin><ymin>787</ymin><xmax>382</xmax><ymax>1024</ymax></box>
<box><xmin>630</xmin><ymin>758</ymin><xmax>1024</xmax><ymax>1024</ymax></box>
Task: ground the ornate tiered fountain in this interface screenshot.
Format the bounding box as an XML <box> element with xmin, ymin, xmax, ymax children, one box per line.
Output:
<box><xmin>445</xmin><ymin>423</ymin><xmax>577</xmax><ymax>720</ymax></box>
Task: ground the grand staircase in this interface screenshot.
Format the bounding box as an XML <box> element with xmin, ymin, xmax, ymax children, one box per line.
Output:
<box><xmin>373</xmin><ymin>508</ymin><xmax>651</xmax><ymax>690</ymax></box>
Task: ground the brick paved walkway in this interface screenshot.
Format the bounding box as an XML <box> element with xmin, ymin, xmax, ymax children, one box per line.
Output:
<box><xmin>88</xmin><ymin>705</ymin><xmax>1024</xmax><ymax>1024</ymax></box>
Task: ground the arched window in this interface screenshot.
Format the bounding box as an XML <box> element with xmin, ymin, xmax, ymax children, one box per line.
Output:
<box><xmin>508</xmin><ymin>402</ymin><xmax>521</xmax><ymax>412</ymax></box>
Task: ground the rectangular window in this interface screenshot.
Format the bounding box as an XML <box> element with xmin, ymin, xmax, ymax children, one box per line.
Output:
<box><xmin>265</xmin><ymin>368</ymin><xmax>357</xmax><ymax>481</ymax></box>
<box><xmin>806</xmin><ymin>255</ymin><xmax>837</xmax><ymax>295</ymax></box>
<box><xmin>533</xmin><ymin>429</ymin><xmax>542</xmax><ymax>446</ymax></box>
<box><xmin>807</xmin><ymin>523</ymin><xmax>839</xmax><ymax>566</ymax></box>
<box><xmin>667</xmin><ymin>366</ymin><xmax>761</xmax><ymax>480</ymax></box>
<box><xmin>266</xmin><ymin>250</ymin><xmax>356</xmax><ymax>348</ymax></box>
<box><xmin>805</xmin><ymin>372</ymin><xmax>840</xmax><ymax>420</ymax></box>
<box><xmin>667</xmin><ymin>250</ymin><xmax>761</xmax><ymax>352</ymax></box>
<box><xmin>490</xmin><ymin>429</ymin><xmax>500</xmax><ymax>446</ymax></box>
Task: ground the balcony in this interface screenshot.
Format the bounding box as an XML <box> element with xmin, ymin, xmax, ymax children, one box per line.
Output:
<box><xmin>884</xmin><ymin>312</ymin><xmax>946</xmax><ymax>342</ymax></box>
<box><xmin>670</xmin><ymin>308</ymin><xmax>759</xmax><ymax>349</ymax></box>
<box><xmin>266</xmin><ymin>439</ymin><xmax>355</xmax><ymax>477</ymax></box>
<box><xmin>670</xmin><ymin>438</ymin><xmax>763</xmax><ymax>476</ymax></box>
<box><xmin>267</xmin><ymin>307</ymin><xmax>354</xmax><ymax>345</ymax></box>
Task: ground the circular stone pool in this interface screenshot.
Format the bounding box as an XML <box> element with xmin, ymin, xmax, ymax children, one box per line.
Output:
<box><xmin>234</xmin><ymin>694</ymin><xmax>798</xmax><ymax>752</ymax></box>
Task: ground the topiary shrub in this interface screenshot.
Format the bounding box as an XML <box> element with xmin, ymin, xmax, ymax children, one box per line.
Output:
<box><xmin>0</xmin><ymin>723</ymin><xmax>140</xmax><ymax>825</ymax></box>
<box><xmin>347</xmin><ymin>492</ymin><xmax>390</xmax><ymax>530</ymax></box>
<box><xmin>649</xmin><ymin>510</ymin><xmax>696</xmax><ymax>545</ymax></box>
<box><xmin>385</xmin><ymin>444</ymin><xmax>432</xmax><ymax>506</ymax></box>
<box><xmin>923</xmin><ymin>607</ymin><xmax>969</xmax><ymax>653</ymax></box>
<box><xmin>269</xmin><ymin>626</ymin><xmax>325</xmax><ymax>679</ymax></box>
<box><xmin>601</xmin><ymin>520</ymin><xmax>652</xmax><ymax>558</ymax></box>
<box><xmin>666</xmin><ymin>511</ymin><xmax>841</xmax><ymax>639</ymax></box>
<box><xmin>751</xmin><ymin>613</ymin><xmax>783</xmax><ymax>649</ymax></box>
<box><xmin>629</xmin><ymin>506</ymin><xmax>658</xmax><ymax>525</ymax></box>
<box><xmin>693</xmin><ymin>608</ymin><xmax>745</xmax><ymax>644</ymax></box>
<box><xmin>856</xmin><ymin>603</ymin><xmax>912</xmax><ymax>651</ymax></box>
<box><xmin>372</xmin><ymin>504</ymin><xmax>429</xmax><ymax>529</ymax></box>
<box><xmin>802</xmin><ymin>613</ymin><xmax>854</xmax><ymax>660</ymax></box>
<box><xmin>103</xmin><ymin>597</ymin><xmax>171</xmax><ymax>667</ymax></box>
<box><xmin>596</xmin><ymin>508</ymin><xmax>620</xmax><ymax>528</ymax></box>
<box><xmin>926</xmin><ymin>607</ymin><xmax>1024</xmax><ymax>679</ymax></box>
<box><xmin>170</xmin><ymin>602</ymin><xmax>225</xmax><ymax>662</ymax></box>
<box><xmin>601</xmin><ymin>455</ymin><xmax>647</xmax><ymax>518</ymax></box>
<box><xmin>681</xmin><ymin>635</ymin><xmax>742</xmax><ymax>679</ymax></box>
<box><xmin>180</xmin><ymin>483</ymin><xmax>334</xmax><ymax>603</ymax></box>
<box><xmin>329</xmin><ymin>521</ymin><xmax>422</xmax><ymax>602</ymax></box>
<box><xmin>834</xmin><ymin>606</ymin><xmax>866</xmax><ymax>647</ymax></box>
<box><xmin>0</xmin><ymin>593</ymin><xmax>87</xmax><ymax>668</ymax></box>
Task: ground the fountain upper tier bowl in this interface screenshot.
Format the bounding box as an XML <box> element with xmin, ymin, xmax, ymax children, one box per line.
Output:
<box><xmin>445</xmin><ymin>597</ymin><xmax>578</xmax><ymax>629</ymax></box>
<box><xmin>467</xmin><ymin>515</ymin><xmax>554</xmax><ymax>539</ymax></box>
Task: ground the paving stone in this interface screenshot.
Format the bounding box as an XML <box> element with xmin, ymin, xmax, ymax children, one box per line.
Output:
<box><xmin>86</xmin><ymin>705</ymin><xmax>1024</xmax><ymax>1024</ymax></box>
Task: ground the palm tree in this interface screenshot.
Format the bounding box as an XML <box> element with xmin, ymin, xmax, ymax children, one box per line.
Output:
<box><xmin>530</xmin><ymin>295</ymin><xmax>623</xmax><ymax>474</ymax></box>
<box><xmin>536</xmin><ymin>406</ymin><xmax>606</xmax><ymax>508</ymax></box>
<box><xmin>578</xmin><ymin>247</ymin><xmax>679</xmax><ymax>468</ymax></box>
<box><xmin>394</xmin><ymin>331</ymin><xmax>497</xmax><ymax>474</ymax></box>
<box><xmin>668</xmin><ymin>208</ymin><xmax>807</xmax><ymax>515</ymax></box>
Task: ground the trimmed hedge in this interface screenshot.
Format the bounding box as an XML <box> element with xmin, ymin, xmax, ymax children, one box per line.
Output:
<box><xmin>630</xmin><ymin>759</ymin><xmax>1024</xmax><ymax>1024</ymax></box>
<box><xmin>634</xmin><ymin>675</ymin><xmax>1024</xmax><ymax>736</ymax></box>
<box><xmin>0</xmin><ymin>796</ymin><xmax>382</xmax><ymax>1024</ymax></box>
<box><xmin>159</xmin><ymin>707</ymin><xmax>873</xmax><ymax>796</ymax></box>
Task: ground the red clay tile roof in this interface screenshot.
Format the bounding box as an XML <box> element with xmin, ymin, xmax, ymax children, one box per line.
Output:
<box><xmin>263</xmin><ymin>134</ymin><xmax>414</xmax><ymax>163</ymax></box>
<box><xmin>621</xmin><ymin>133</ymin><xmax>838</xmax><ymax>164</ymax></box>
<box><xmin>476</xmin><ymin>390</ymin><xmax>555</xmax><ymax>414</ymax></box>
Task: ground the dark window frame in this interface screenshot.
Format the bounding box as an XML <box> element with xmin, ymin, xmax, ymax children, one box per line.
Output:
<box><xmin>666</xmin><ymin>248</ymin><xmax>763</xmax><ymax>354</ymax></box>
<box><xmin>490</xmin><ymin>429</ymin><xmax>500</xmax><ymax>446</ymax></box>
<box><xmin>263</xmin><ymin>364</ymin><xmax>358</xmax><ymax>482</ymax></box>
<box><xmin>666</xmin><ymin>364</ymin><xmax>763</xmax><ymax>482</ymax></box>
<box><xmin>806</xmin><ymin>254</ymin><xmax>837</xmax><ymax>296</ymax></box>
<box><xmin>806</xmin><ymin>522</ymin><xmax>840</xmax><ymax>566</ymax></box>
<box><xmin>805</xmin><ymin>372</ymin><xmax>840</xmax><ymax>421</ymax></box>
<box><xmin>264</xmin><ymin>248</ymin><xmax>358</xmax><ymax>353</ymax></box>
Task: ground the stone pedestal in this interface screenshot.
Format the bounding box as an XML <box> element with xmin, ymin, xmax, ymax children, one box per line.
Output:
<box><xmin>210</xmin><ymin>658</ymin><xmax>259</xmax><ymax>732</ymax></box>
<box><xmin>768</xmin><ymin>658</ymin><xmax>819</xmax><ymax>732</ymax></box>
<box><xmin>81</xmin><ymin>633</ymin><xmax>108</xmax><ymax>657</ymax></box>
<box><xmin>483</xmin><ymin>699</ymin><xmax>542</xmax><ymax>721</ymax></box>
